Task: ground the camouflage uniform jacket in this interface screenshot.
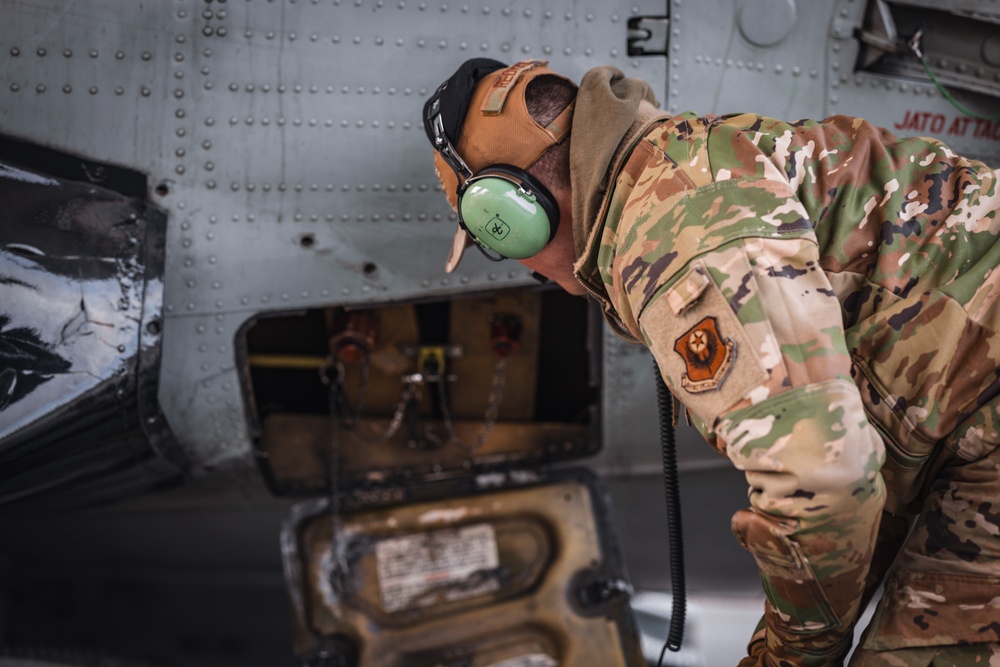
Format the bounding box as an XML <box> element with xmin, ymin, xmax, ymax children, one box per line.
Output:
<box><xmin>573</xmin><ymin>112</ymin><xmax>1000</xmax><ymax>665</ymax></box>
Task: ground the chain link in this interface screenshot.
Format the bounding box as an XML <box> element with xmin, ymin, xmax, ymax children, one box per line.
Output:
<box><xmin>327</xmin><ymin>382</ymin><xmax>348</xmax><ymax>597</ymax></box>
<box><xmin>434</xmin><ymin>356</ymin><xmax>507</xmax><ymax>454</ymax></box>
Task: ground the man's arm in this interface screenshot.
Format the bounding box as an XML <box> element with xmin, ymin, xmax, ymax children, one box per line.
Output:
<box><xmin>625</xmin><ymin>183</ymin><xmax>886</xmax><ymax>666</ymax></box>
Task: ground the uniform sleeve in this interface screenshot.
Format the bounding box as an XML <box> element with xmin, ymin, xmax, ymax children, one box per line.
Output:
<box><xmin>626</xmin><ymin>179</ymin><xmax>887</xmax><ymax>666</ymax></box>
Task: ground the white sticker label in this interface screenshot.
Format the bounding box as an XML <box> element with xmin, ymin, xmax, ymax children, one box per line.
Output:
<box><xmin>486</xmin><ymin>654</ymin><xmax>558</xmax><ymax>667</ymax></box>
<box><xmin>375</xmin><ymin>522</ymin><xmax>500</xmax><ymax>613</ymax></box>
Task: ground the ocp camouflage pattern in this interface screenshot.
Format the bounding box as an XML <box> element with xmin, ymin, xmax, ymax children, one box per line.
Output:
<box><xmin>574</xmin><ymin>112</ymin><xmax>1000</xmax><ymax>665</ymax></box>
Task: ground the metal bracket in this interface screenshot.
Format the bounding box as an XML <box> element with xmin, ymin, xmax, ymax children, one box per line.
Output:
<box><xmin>628</xmin><ymin>16</ymin><xmax>670</xmax><ymax>56</ymax></box>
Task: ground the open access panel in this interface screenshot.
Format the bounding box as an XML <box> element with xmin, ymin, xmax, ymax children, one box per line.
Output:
<box><xmin>243</xmin><ymin>287</ymin><xmax>645</xmax><ymax>667</ymax></box>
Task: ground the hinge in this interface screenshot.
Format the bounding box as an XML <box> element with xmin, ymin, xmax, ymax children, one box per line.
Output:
<box><xmin>628</xmin><ymin>16</ymin><xmax>670</xmax><ymax>56</ymax></box>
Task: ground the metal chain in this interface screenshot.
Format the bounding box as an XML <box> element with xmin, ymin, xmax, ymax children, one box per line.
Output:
<box><xmin>320</xmin><ymin>354</ymin><xmax>371</xmax><ymax>597</ymax></box>
<box><xmin>370</xmin><ymin>379</ymin><xmax>420</xmax><ymax>442</ymax></box>
<box><xmin>327</xmin><ymin>381</ymin><xmax>348</xmax><ymax>597</ymax></box>
<box><xmin>434</xmin><ymin>356</ymin><xmax>507</xmax><ymax>454</ymax></box>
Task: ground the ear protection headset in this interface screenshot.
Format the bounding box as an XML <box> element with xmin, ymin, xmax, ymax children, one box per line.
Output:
<box><xmin>422</xmin><ymin>59</ymin><xmax>561</xmax><ymax>261</ymax></box>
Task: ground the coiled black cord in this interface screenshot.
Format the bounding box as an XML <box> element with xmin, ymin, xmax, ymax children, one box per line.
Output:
<box><xmin>653</xmin><ymin>359</ymin><xmax>686</xmax><ymax>665</ymax></box>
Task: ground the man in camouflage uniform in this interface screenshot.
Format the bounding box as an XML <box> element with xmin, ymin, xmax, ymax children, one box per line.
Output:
<box><xmin>424</xmin><ymin>58</ymin><xmax>1000</xmax><ymax>666</ymax></box>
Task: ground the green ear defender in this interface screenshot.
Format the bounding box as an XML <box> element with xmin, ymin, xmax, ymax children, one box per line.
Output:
<box><xmin>456</xmin><ymin>164</ymin><xmax>559</xmax><ymax>260</ymax></box>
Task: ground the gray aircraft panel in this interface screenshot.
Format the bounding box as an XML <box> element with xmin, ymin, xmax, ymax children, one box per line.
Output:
<box><xmin>0</xmin><ymin>1</ymin><xmax>669</xmax><ymax>470</ymax></box>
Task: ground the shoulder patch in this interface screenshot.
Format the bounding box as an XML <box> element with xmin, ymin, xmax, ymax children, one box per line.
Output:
<box><xmin>674</xmin><ymin>316</ymin><xmax>736</xmax><ymax>393</ymax></box>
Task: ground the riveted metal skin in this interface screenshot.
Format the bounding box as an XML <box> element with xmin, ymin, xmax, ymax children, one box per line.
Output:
<box><xmin>0</xmin><ymin>2</ymin><xmax>665</xmax><ymax>478</ymax></box>
<box><xmin>1</xmin><ymin>0</ymin><xmax>996</xmax><ymax>485</ymax></box>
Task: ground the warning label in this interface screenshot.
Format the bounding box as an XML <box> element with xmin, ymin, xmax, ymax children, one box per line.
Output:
<box><xmin>375</xmin><ymin>523</ymin><xmax>500</xmax><ymax>613</ymax></box>
<box><xmin>486</xmin><ymin>655</ymin><xmax>558</xmax><ymax>667</ymax></box>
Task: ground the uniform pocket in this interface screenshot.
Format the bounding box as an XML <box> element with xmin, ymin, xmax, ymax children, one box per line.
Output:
<box><xmin>862</xmin><ymin>570</ymin><xmax>1000</xmax><ymax>650</ymax></box>
<box><xmin>732</xmin><ymin>508</ymin><xmax>840</xmax><ymax>636</ymax></box>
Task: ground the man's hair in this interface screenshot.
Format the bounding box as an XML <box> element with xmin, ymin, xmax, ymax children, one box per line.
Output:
<box><xmin>525</xmin><ymin>74</ymin><xmax>575</xmax><ymax>193</ymax></box>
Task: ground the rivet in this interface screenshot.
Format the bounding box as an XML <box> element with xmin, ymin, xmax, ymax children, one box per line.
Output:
<box><xmin>267</xmin><ymin>31</ymin><xmax>275</xmax><ymax>39</ymax></box>
<box><xmin>310</xmin><ymin>33</ymin><xmax>318</xmax><ymax>41</ymax></box>
<box><xmin>207</xmin><ymin>180</ymin><xmax>217</xmax><ymax>189</ymax></box>
<box><xmin>352</xmin><ymin>35</ymin><xmax>361</xmax><ymax>44</ymax></box>
<box><xmin>141</xmin><ymin>87</ymin><xmax>151</xmax><ymax>96</ymax></box>
<box><xmin>231</xmin><ymin>182</ymin><xmax>240</xmax><ymax>191</ymax></box>
<box><xmin>9</xmin><ymin>82</ymin><xmax>22</xmax><ymax>92</ymax></box>
<box><xmin>289</xmin><ymin>32</ymin><xmax>297</xmax><ymax>40</ymax></box>
<box><xmin>246</xmin><ymin>116</ymin><xmax>254</xmax><ymax>125</ymax></box>
<box><xmin>141</xmin><ymin>51</ymin><xmax>152</xmax><ymax>61</ymax></box>
<box><xmin>115</xmin><ymin>50</ymin><xmax>125</xmax><ymax>59</ymax></box>
<box><xmin>36</xmin><ymin>84</ymin><xmax>46</xmax><ymax>93</ymax></box>
<box><xmin>332</xmin><ymin>35</ymin><xmax>341</xmax><ymax>43</ymax></box>
<box><xmin>62</xmin><ymin>84</ymin><xmax>72</xmax><ymax>93</ymax></box>
<box><xmin>37</xmin><ymin>48</ymin><xmax>46</xmax><ymax>57</ymax></box>
<box><xmin>176</xmin><ymin>128</ymin><xmax>186</xmax><ymax>136</ymax></box>
<box><xmin>205</xmin><ymin>117</ymin><xmax>215</xmax><ymax>125</ymax></box>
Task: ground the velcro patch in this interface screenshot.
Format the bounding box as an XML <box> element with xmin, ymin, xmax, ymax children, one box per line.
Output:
<box><xmin>480</xmin><ymin>60</ymin><xmax>546</xmax><ymax>114</ymax></box>
<box><xmin>674</xmin><ymin>317</ymin><xmax>736</xmax><ymax>393</ymax></box>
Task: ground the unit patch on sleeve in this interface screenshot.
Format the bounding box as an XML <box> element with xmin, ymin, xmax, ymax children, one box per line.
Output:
<box><xmin>673</xmin><ymin>316</ymin><xmax>736</xmax><ymax>393</ymax></box>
